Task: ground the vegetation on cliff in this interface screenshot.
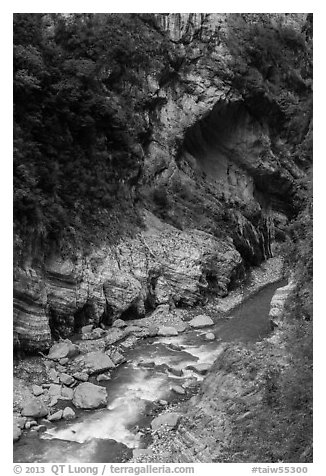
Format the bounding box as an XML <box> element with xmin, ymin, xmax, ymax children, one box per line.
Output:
<box><xmin>14</xmin><ymin>13</ymin><xmax>171</xmax><ymax>257</ymax></box>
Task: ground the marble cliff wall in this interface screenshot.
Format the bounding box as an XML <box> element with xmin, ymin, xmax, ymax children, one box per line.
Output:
<box><xmin>13</xmin><ymin>13</ymin><xmax>310</xmax><ymax>352</ymax></box>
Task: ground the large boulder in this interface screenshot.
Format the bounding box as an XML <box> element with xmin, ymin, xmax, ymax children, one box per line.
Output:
<box><xmin>79</xmin><ymin>351</ymin><xmax>115</xmax><ymax>375</ymax></box>
<box><xmin>189</xmin><ymin>315</ymin><xmax>214</xmax><ymax>328</ymax></box>
<box><xmin>63</xmin><ymin>407</ymin><xmax>76</xmax><ymax>420</ymax></box>
<box><xmin>73</xmin><ymin>382</ymin><xmax>108</xmax><ymax>409</ymax></box>
<box><xmin>48</xmin><ymin>340</ymin><xmax>80</xmax><ymax>361</ymax></box>
<box><xmin>21</xmin><ymin>398</ymin><xmax>48</xmax><ymax>418</ymax></box>
<box><xmin>151</xmin><ymin>412</ymin><xmax>181</xmax><ymax>431</ymax></box>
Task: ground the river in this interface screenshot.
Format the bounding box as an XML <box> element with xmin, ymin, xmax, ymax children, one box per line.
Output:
<box><xmin>13</xmin><ymin>279</ymin><xmax>286</xmax><ymax>463</ymax></box>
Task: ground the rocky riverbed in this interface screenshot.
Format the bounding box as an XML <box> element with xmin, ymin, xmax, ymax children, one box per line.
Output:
<box><xmin>13</xmin><ymin>257</ymin><xmax>287</xmax><ymax>463</ymax></box>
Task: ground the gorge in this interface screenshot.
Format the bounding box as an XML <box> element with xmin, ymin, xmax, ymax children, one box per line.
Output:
<box><xmin>13</xmin><ymin>13</ymin><xmax>313</xmax><ymax>463</ymax></box>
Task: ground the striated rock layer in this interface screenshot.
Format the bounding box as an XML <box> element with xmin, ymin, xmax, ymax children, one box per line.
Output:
<box><xmin>14</xmin><ymin>211</ymin><xmax>242</xmax><ymax>352</ymax></box>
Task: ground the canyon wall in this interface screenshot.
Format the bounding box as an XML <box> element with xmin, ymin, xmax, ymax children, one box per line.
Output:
<box><xmin>13</xmin><ymin>13</ymin><xmax>312</xmax><ymax>352</ymax></box>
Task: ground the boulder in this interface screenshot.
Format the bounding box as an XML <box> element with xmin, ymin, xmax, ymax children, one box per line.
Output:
<box><xmin>112</xmin><ymin>319</ymin><xmax>128</xmax><ymax>328</ymax></box>
<box><xmin>91</xmin><ymin>328</ymin><xmax>106</xmax><ymax>339</ymax></box>
<box><xmin>73</xmin><ymin>371</ymin><xmax>89</xmax><ymax>382</ymax></box>
<box><xmin>81</xmin><ymin>351</ymin><xmax>115</xmax><ymax>375</ymax></box>
<box><xmin>61</xmin><ymin>387</ymin><xmax>74</xmax><ymax>400</ymax></box>
<box><xmin>81</xmin><ymin>324</ymin><xmax>93</xmax><ymax>334</ymax></box>
<box><xmin>59</xmin><ymin>358</ymin><xmax>69</xmax><ymax>365</ymax></box>
<box><xmin>13</xmin><ymin>423</ymin><xmax>22</xmax><ymax>442</ymax></box>
<box><xmin>205</xmin><ymin>332</ymin><xmax>215</xmax><ymax>341</ymax></box>
<box><xmin>48</xmin><ymin>384</ymin><xmax>62</xmax><ymax>397</ymax></box>
<box><xmin>48</xmin><ymin>368</ymin><xmax>60</xmax><ymax>383</ymax></box>
<box><xmin>63</xmin><ymin>407</ymin><xmax>76</xmax><ymax>420</ymax></box>
<box><xmin>96</xmin><ymin>374</ymin><xmax>111</xmax><ymax>382</ymax></box>
<box><xmin>48</xmin><ymin>340</ymin><xmax>80</xmax><ymax>360</ymax></box>
<box><xmin>49</xmin><ymin>397</ymin><xmax>58</xmax><ymax>407</ymax></box>
<box><xmin>25</xmin><ymin>420</ymin><xmax>37</xmax><ymax>429</ymax></box>
<box><xmin>189</xmin><ymin>315</ymin><xmax>214</xmax><ymax>328</ymax></box>
<box><xmin>186</xmin><ymin>362</ymin><xmax>212</xmax><ymax>375</ymax></box>
<box><xmin>171</xmin><ymin>385</ymin><xmax>186</xmax><ymax>395</ymax></box>
<box><xmin>151</xmin><ymin>412</ymin><xmax>181</xmax><ymax>431</ymax></box>
<box><xmin>48</xmin><ymin>410</ymin><xmax>63</xmax><ymax>422</ymax></box>
<box><xmin>13</xmin><ymin>415</ymin><xmax>27</xmax><ymax>429</ymax></box>
<box><xmin>157</xmin><ymin>326</ymin><xmax>179</xmax><ymax>337</ymax></box>
<box><xmin>32</xmin><ymin>385</ymin><xmax>44</xmax><ymax>397</ymax></box>
<box><xmin>73</xmin><ymin>382</ymin><xmax>108</xmax><ymax>409</ymax></box>
<box><xmin>21</xmin><ymin>398</ymin><xmax>48</xmax><ymax>418</ymax></box>
<box><xmin>106</xmin><ymin>349</ymin><xmax>126</xmax><ymax>366</ymax></box>
<box><xmin>59</xmin><ymin>373</ymin><xmax>74</xmax><ymax>386</ymax></box>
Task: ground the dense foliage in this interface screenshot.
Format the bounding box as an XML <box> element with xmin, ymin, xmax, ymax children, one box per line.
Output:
<box><xmin>14</xmin><ymin>13</ymin><xmax>170</xmax><ymax>256</ymax></box>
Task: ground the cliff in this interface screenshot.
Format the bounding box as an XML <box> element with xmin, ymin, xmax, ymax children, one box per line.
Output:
<box><xmin>13</xmin><ymin>13</ymin><xmax>312</xmax><ymax>352</ymax></box>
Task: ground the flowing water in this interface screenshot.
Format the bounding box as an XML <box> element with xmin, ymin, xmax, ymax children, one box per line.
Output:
<box><xmin>14</xmin><ymin>279</ymin><xmax>286</xmax><ymax>463</ymax></box>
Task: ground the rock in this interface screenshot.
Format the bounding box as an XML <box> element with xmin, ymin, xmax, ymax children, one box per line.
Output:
<box><xmin>49</xmin><ymin>397</ymin><xmax>58</xmax><ymax>407</ymax></box>
<box><xmin>32</xmin><ymin>385</ymin><xmax>44</xmax><ymax>397</ymax></box>
<box><xmin>168</xmin><ymin>366</ymin><xmax>183</xmax><ymax>377</ymax></box>
<box><xmin>73</xmin><ymin>371</ymin><xmax>89</xmax><ymax>382</ymax></box>
<box><xmin>59</xmin><ymin>373</ymin><xmax>74</xmax><ymax>386</ymax></box>
<box><xmin>96</xmin><ymin>373</ymin><xmax>111</xmax><ymax>382</ymax></box>
<box><xmin>151</xmin><ymin>412</ymin><xmax>181</xmax><ymax>431</ymax></box>
<box><xmin>13</xmin><ymin>424</ymin><xmax>22</xmax><ymax>442</ymax></box>
<box><xmin>81</xmin><ymin>324</ymin><xmax>93</xmax><ymax>334</ymax></box>
<box><xmin>91</xmin><ymin>328</ymin><xmax>106</xmax><ymax>339</ymax></box>
<box><xmin>175</xmin><ymin>322</ymin><xmax>188</xmax><ymax>333</ymax></box>
<box><xmin>48</xmin><ymin>368</ymin><xmax>60</xmax><ymax>383</ymax></box>
<box><xmin>56</xmin><ymin>364</ymin><xmax>66</xmax><ymax>373</ymax></box>
<box><xmin>48</xmin><ymin>340</ymin><xmax>80</xmax><ymax>361</ymax></box>
<box><xmin>106</xmin><ymin>349</ymin><xmax>126</xmax><ymax>366</ymax></box>
<box><xmin>59</xmin><ymin>358</ymin><xmax>69</xmax><ymax>365</ymax></box>
<box><xmin>159</xmin><ymin>400</ymin><xmax>168</xmax><ymax>406</ymax></box>
<box><xmin>133</xmin><ymin>448</ymin><xmax>153</xmax><ymax>458</ymax></box>
<box><xmin>112</xmin><ymin>319</ymin><xmax>128</xmax><ymax>328</ymax></box>
<box><xmin>103</xmin><ymin>270</ymin><xmax>143</xmax><ymax>320</ymax></box>
<box><xmin>48</xmin><ymin>410</ymin><xmax>63</xmax><ymax>422</ymax></box>
<box><xmin>73</xmin><ymin>382</ymin><xmax>108</xmax><ymax>409</ymax></box>
<box><xmin>186</xmin><ymin>362</ymin><xmax>212</xmax><ymax>375</ymax></box>
<box><xmin>21</xmin><ymin>398</ymin><xmax>48</xmax><ymax>418</ymax></box>
<box><xmin>63</xmin><ymin>407</ymin><xmax>76</xmax><ymax>420</ymax></box>
<box><xmin>13</xmin><ymin>272</ymin><xmax>52</xmax><ymax>353</ymax></box>
<box><xmin>14</xmin><ymin>415</ymin><xmax>27</xmax><ymax>429</ymax></box>
<box><xmin>269</xmin><ymin>282</ymin><xmax>296</xmax><ymax>323</ymax></box>
<box><xmin>205</xmin><ymin>332</ymin><xmax>215</xmax><ymax>341</ymax></box>
<box><xmin>157</xmin><ymin>326</ymin><xmax>179</xmax><ymax>337</ymax></box>
<box><xmin>171</xmin><ymin>385</ymin><xmax>186</xmax><ymax>395</ymax></box>
<box><xmin>126</xmin><ymin>325</ymin><xmax>143</xmax><ymax>334</ymax></box>
<box><xmin>48</xmin><ymin>384</ymin><xmax>62</xmax><ymax>397</ymax></box>
<box><xmin>189</xmin><ymin>315</ymin><xmax>214</xmax><ymax>328</ymax></box>
<box><xmin>25</xmin><ymin>420</ymin><xmax>37</xmax><ymax>429</ymax></box>
<box><xmin>61</xmin><ymin>387</ymin><xmax>74</xmax><ymax>400</ymax></box>
<box><xmin>80</xmin><ymin>351</ymin><xmax>115</xmax><ymax>375</ymax></box>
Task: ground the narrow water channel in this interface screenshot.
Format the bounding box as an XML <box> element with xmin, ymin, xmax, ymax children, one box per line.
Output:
<box><xmin>13</xmin><ymin>279</ymin><xmax>286</xmax><ymax>463</ymax></box>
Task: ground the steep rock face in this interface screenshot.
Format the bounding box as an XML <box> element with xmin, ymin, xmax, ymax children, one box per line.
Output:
<box><xmin>140</xmin><ymin>13</ymin><xmax>309</xmax><ymax>265</ymax></box>
<box><xmin>13</xmin><ymin>13</ymin><xmax>311</xmax><ymax>352</ymax></box>
<box><xmin>14</xmin><ymin>211</ymin><xmax>242</xmax><ymax>351</ymax></box>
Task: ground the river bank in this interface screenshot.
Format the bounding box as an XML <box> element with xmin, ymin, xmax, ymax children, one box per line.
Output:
<box><xmin>13</xmin><ymin>257</ymin><xmax>287</xmax><ymax>463</ymax></box>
